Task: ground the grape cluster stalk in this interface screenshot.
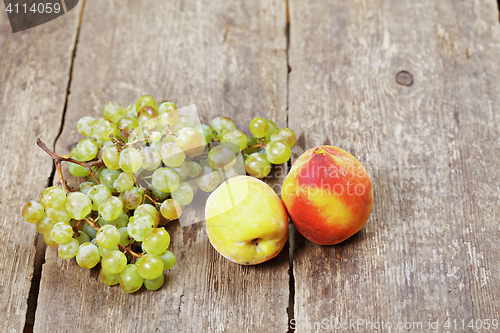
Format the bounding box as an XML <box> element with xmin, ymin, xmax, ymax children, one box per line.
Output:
<box><xmin>21</xmin><ymin>95</ymin><xmax>296</xmax><ymax>293</ymax></box>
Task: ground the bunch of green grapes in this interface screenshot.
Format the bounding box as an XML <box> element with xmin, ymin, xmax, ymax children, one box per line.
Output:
<box><xmin>21</xmin><ymin>95</ymin><xmax>295</xmax><ymax>293</ymax></box>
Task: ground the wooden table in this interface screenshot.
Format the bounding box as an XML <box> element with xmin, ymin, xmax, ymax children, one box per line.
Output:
<box><xmin>2</xmin><ymin>1</ymin><xmax>500</xmax><ymax>332</ymax></box>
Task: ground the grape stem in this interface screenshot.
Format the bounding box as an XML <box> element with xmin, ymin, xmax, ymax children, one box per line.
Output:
<box><xmin>36</xmin><ymin>138</ymin><xmax>102</xmax><ymax>185</ymax></box>
<box><xmin>142</xmin><ymin>194</ymin><xmax>159</xmax><ymax>205</ymax></box>
<box><xmin>243</xmin><ymin>143</ymin><xmax>266</xmax><ymax>151</ymax></box>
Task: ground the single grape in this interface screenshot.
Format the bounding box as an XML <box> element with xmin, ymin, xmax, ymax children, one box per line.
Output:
<box><xmin>99</xmin><ymin>196</ymin><xmax>124</xmax><ymax>222</ymax></box>
<box><xmin>119</xmin><ymin>148</ymin><xmax>142</xmax><ymax>173</ymax></box>
<box><xmin>88</xmin><ymin>184</ymin><xmax>112</xmax><ymax>210</ymax></box>
<box><xmin>151</xmin><ymin>188</ymin><xmax>168</xmax><ymax>201</ymax></box>
<box><xmin>135</xmin><ymin>253</ymin><xmax>164</xmax><ymax>280</ymax></box>
<box><xmin>102</xmin><ymin>145</ymin><xmax>121</xmax><ymax>170</ymax></box>
<box><xmin>102</xmin><ymin>250</ymin><xmax>127</xmax><ymax>274</ymax></box>
<box><xmin>58</xmin><ymin>238</ymin><xmax>79</xmax><ymax>259</ymax></box>
<box><xmin>144</xmin><ymin>274</ymin><xmax>164</xmax><ymax>291</ymax></box>
<box><xmin>50</xmin><ymin>222</ymin><xmax>73</xmax><ymax>244</ymax></box>
<box><xmin>76</xmin><ymin>242</ymin><xmax>100</xmax><ymax>269</ymax></box>
<box><xmin>141</xmin><ymin>146</ymin><xmax>162</xmax><ymax>171</ymax></box>
<box><xmin>114</xmin><ymin>172</ymin><xmax>135</xmax><ymax>193</ymax></box>
<box><xmin>157</xmin><ymin>250</ymin><xmax>176</xmax><ymax>270</ymax></box>
<box><xmin>171</xmin><ymin>182</ymin><xmax>194</xmax><ymax>206</ymax></box>
<box><xmin>112</xmin><ymin>212</ymin><xmax>129</xmax><ymax>228</ymax></box>
<box><xmin>158</xmin><ymin>101</ymin><xmax>177</xmax><ymax>116</ymax></box>
<box><xmin>264</xmin><ymin>119</ymin><xmax>278</xmax><ymax>142</ymax></box>
<box><xmin>244</xmin><ymin>135</ymin><xmax>259</xmax><ymax>154</ymax></box>
<box><xmin>265</xmin><ymin>141</ymin><xmax>292</xmax><ymax>164</ymax></box>
<box><xmin>210</xmin><ymin>117</ymin><xmax>236</xmax><ymax>140</ymax></box>
<box><xmin>36</xmin><ymin>215</ymin><xmax>56</xmax><ymax>234</ymax></box>
<box><xmin>135</xmin><ymin>204</ymin><xmax>160</xmax><ymax>227</ymax></box>
<box><xmin>172</xmin><ymin>161</ymin><xmax>189</xmax><ymax>181</ymax></box>
<box><xmin>99</xmin><ymin>168</ymin><xmax>122</xmax><ymax>191</ymax></box>
<box><xmin>160</xmin><ymin>199</ymin><xmax>182</xmax><ymax>220</ymax></box>
<box><xmin>79</xmin><ymin>182</ymin><xmax>94</xmax><ymax>196</ymax></box>
<box><xmin>96</xmin><ymin>224</ymin><xmax>120</xmax><ymax>249</ymax></box>
<box><xmin>208</xmin><ymin>145</ymin><xmax>236</xmax><ymax>169</ymax></box>
<box><xmin>118</xmin><ymin>227</ymin><xmax>130</xmax><ymax>246</ymax></box>
<box><xmin>143</xmin><ymin>228</ymin><xmax>170</xmax><ymax>255</ymax></box>
<box><xmin>82</xmin><ymin>222</ymin><xmax>97</xmax><ymax>239</ymax></box>
<box><xmin>127</xmin><ymin>214</ymin><xmax>155</xmax><ymax>242</ymax></box>
<box><xmin>175</xmin><ymin>127</ymin><xmax>205</xmax><ymax>157</ymax></box>
<box><xmin>75</xmin><ymin>231</ymin><xmax>91</xmax><ymax>245</ymax></box>
<box><xmin>196</xmin><ymin>166</ymin><xmax>220</xmax><ymax>192</ymax></box>
<box><xmin>43</xmin><ymin>225</ymin><xmax>59</xmax><ymax>247</ymax></box>
<box><xmin>136</xmin><ymin>95</ymin><xmax>158</xmax><ymax>113</ymax></box>
<box><xmin>68</xmin><ymin>148</ymin><xmax>90</xmax><ymax>177</ymax></box>
<box><xmin>119</xmin><ymin>264</ymin><xmax>144</xmax><ymax>293</ymax></box>
<box><xmin>137</xmin><ymin>106</ymin><xmax>159</xmax><ymax>130</ymax></box>
<box><xmin>245</xmin><ymin>153</ymin><xmax>272</xmax><ymax>178</ymax></box>
<box><xmin>150</xmin><ymin>131</ymin><xmax>162</xmax><ymax>142</ymax></box>
<box><xmin>103</xmin><ymin>101</ymin><xmax>126</xmax><ymax>123</ymax></box>
<box><xmin>186</xmin><ymin>161</ymin><xmax>202</xmax><ymax>178</ymax></box>
<box><xmin>121</xmin><ymin>187</ymin><xmax>143</xmax><ymax>210</ymax></box>
<box><xmin>249</xmin><ymin>117</ymin><xmax>270</xmax><ymax>138</ymax></box>
<box><xmin>46</xmin><ymin>207</ymin><xmax>72</xmax><ymax>224</ymax></box>
<box><xmin>151</xmin><ymin>168</ymin><xmax>180</xmax><ymax>193</ymax></box>
<box><xmin>270</xmin><ymin>128</ymin><xmax>296</xmax><ymax>147</ymax></box>
<box><xmin>22</xmin><ymin>201</ymin><xmax>44</xmax><ymax>223</ymax></box>
<box><xmin>93</xmin><ymin>116</ymin><xmax>118</xmax><ymax>141</ymax></box>
<box><xmin>77</xmin><ymin>116</ymin><xmax>95</xmax><ymax>137</ymax></box>
<box><xmin>40</xmin><ymin>186</ymin><xmax>66</xmax><ymax>209</ymax></box>
<box><xmin>101</xmin><ymin>268</ymin><xmax>120</xmax><ymax>286</ymax></box>
<box><xmin>221</xmin><ymin>129</ymin><xmax>247</xmax><ymax>153</ymax></box>
<box><xmin>65</xmin><ymin>192</ymin><xmax>92</xmax><ymax>220</ymax></box>
<box><xmin>118</xmin><ymin>116</ymin><xmax>140</xmax><ymax>139</ymax></box>
<box><xmin>76</xmin><ymin>139</ymin><xmax>99</xmax><ymax>161</ymax></box>
<box><xmin>193</xmin><ymin>124</ymin><xmax>213</xmax><ymax>144</ymax></box>
<box><xmin>161</xmin><ymin>143</ymin><xmax>186</xmax><ymax>168</ymax></box>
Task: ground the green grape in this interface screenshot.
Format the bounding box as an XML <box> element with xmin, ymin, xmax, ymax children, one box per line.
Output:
<box><xmin>120</xmin><ymin>187</ymin><xmax>143</xmax><ymax>210</ymax></box>
<box><xmin>143</xmin><ymin>228</ymin><xmax>170</xmax><ymax>255</ymax></box>
<box><xmin>82</xmin><ymin>222</ymin><xmax>97</xmax><ymax>239</ymax></box>
<box><xmin>137</xmin><ymin>106</ymin><xmax>159</xmax><ymax>130</ymax></box>
<box><xmin>96</xmin><ymin>224</ymin><xmax>120</xmax><ymax>249</ymax></box>
<box><xmin>172</xmin><ymin>161</ymin><xmax>189</xmax><ymax>181</ymax></box>
<box><xmin>161</xmin><ymin>143</ymin><xmax>186</xmax><ymax>168</ymax></box>
<box><xmin>120</xmin><ymin>264</ymin><xmax>144</xmax><ymax>293</ymax></box>
<box><xmin>77</xmin><ymin>116</ymin><xmax>95</xmax><ymax>137</ymax></box>
<box><xmin>164</xmin><ymin>134</ymin><xmax>176</xmax><ymax>143</ymax></box>
<box><xmin>102</xmin><ymin>145</ymin><xmax>121</xmax><ymax>170</ymax></box>
<box><xmin>36</xmin><ymin>215</ymin><xmax>56</xmax><ymax>234</ymax></box>
<box><xmin>160</xmin><ymin>199</ymin><xmax>182</xmax><ymax>220</ymax></box>
<box><xmin>93</xmin><ymin>116</ymin><xmax>118</xmax><ymax>141</ymax></box>
<box><xmin>119</xmin><ymin>148</ymin><xmax>142</xmax><ymax>173</ymax></box>
<box><xmin>101</xmin><ymin>268</ymin><xmax>120</xmax><ymax>286</ymax></box>
<box><xmin>99</xmin><ymin>140</ymin><xmax>114</xmax><ymax>159</ymax></box>
<box><xmin>75</xmin><ymin>231</ymin><xmax>90</xmax><ymax>245</ymax></box>
<box><xmin>158</xmin><ymin>102</ymin><xmax>177</xmax><ymax>115</ymax></box>
<box><xmin>43</xmin><ymin>225</ymin><xmax>59</xmax><ymax>247</ymax></box>
<box><xmin>194</xmin><ymin>124</ymin><xmax>212</xmax><ymax>144</ymax></box>
<box><xmin>264</xmin><ymin>119</ymin><xmax>277</xmax><ymax>142</ymax></box>
<box><xmin>76</xmin><ymin>242</ymin><xmax>100</xmax><ymax>269</ymax></box>
<box><xmin>175</xmin><ymin>128</ymin><xmax>205</xmax><ymax>157</ymax></box>
<box><xmin>76</xmin><ymin>138</ymin><xmax>99</xmax><ymax>161</ymax></box>
<box><xmin>150</xmin><ymin>131</ymin><xmax>162</xmax><ymax>142</ymax></box>
<box><xmin>136</xmin><ymin>95</ymin><xmax>158</xmax><ymax>113</ymax></box>
<box><xmin>221</xmin><ymin>129</ymin><xmax>247</xmax><ymax>153</ymax></box>
<box><xmin>118</xmin><ymin>116</ymin><xmax>140</xmax><ymax>139</ymax></box>
<box><xmin>244</xmin><ymin>135</ymin><xmax>259</xmax><ymax>154</ymax></box>
<box><xmin>270</xmin><ymin>128</ymin><xmax>296</xmax><ymax>147</ymax></box>
<box><xmin>135</xmin><ymin>253</ymin><xmax>164</xmax><ymax>280</ymax></box>
<box><xmin>126</xmin><ymin>104</ymin><xmax>137</xmax><ymax>118</ymax></box>
<box><xmin>112</xmin><ymin>213</ymin><xmax>129</xmax><ymax>228</ymax></box>
<box><xmin>208</xmin><ymin>145</ymin><xmax>236</xmax><ymax>169</ymax></box>
<box><xmin>102</xmin><ymin>250</ymin><xmax>127</xmax><ymax>274</ymax></box>
<box><xmin>152</xmin><ymin>168</ymin><xmax>180</xmax><ymax>193</ymax></box>
<box><xmin>65</xmin><ymin>192</ymin><xmax>92</xmax><ymax>220</ymax></box>
<box><xmin>245</xmin><ymin>153</ymin><xmax>272</xmax><ymax>178</ymax></box>
<box><xmin>46</xmin><ymin>207</ymin><xmax>72</xmax><ymax>224</ymax></box>
<box><xmin>197</xmin><ymin>166</ymin><xmax>220</xmax><ymax>192</ymax></box>
<box><xmin>79</xmin><ymin>182</ymin><xmax>94</xmax><ymax>196</ymax></box>
<box><xmin>150</xmin><ymin>188</ymin><xmax>168</xmax><ymax>201</ymax></box>
<box><xmin>141</xmin><ymin>146</ymin><xmax>161</xmax><ymax>171</ymax></box>
<box><xmin>50</xmin><ymin>222</ymin><xmax>73</xmax><ymax>244</ymax></box>
<box><xmin>118</xmin><ymin>227</ymin><xmax>130</xmax><ymax>246</ymax></box>
<box><xmin>158</xmin><ymin>102</ymin><xmax>178</xmax><ymax>126</ymax></box>
<box><xmin>88</xmin><ymin>184</ymin><xmax>112</xmax><ymax>210</ymax></box>
<box><xmin>178</xmin><ymin>115</ymin><xmax>194</xmax><ymax>128</ymax></box>
<box><xmin>99</xmin><ymin>196</ymin><xmax>124</xmax><ymax>221</ymax></box>
<box><xmin>144</xmin><ymin>274</ymin><xmax>164</xmax><ymax>291</ymax></box>
<box><xmin>249</xmin><ymin>117</ymin><xmax>270</xmax><ymax>138</ymax></box>
<box><xmin>99</xmin><ymin>168</ymin><xmax>122</xmax><ymax>191</ymax></box>
<box><xmin>265</xmin><ymin>141</ymin><xmax>291</xmax><ymax>164</ymax></box>
<box><xmin>103</xmin><ymin>101</ymin><xmax>126</xmax><ymax>123</ymax></box>
<box><xmin>58</xmin><ymin>238</ymin><xmax>79</xmax><ymax>259</ymax></box>
<box><xmin>210</xmin><ymin>117</ymin><xmax>236</xmax><ymax>140</ymax></box>
<box><xmin>40</xmin><ymin>186</ymin><xmax>66</xmax><ymax>209</ymax></box>
<box><xmin>114</xmin><ymin>172</ymin><xmax>135</xmax><ymax>193</ymax></box>
<box><xmin>68</xmin><ymin>148</ymin><xmax>90</xmax><ymax>177</ymax></box>
<box><xmin>135</xmin><ymin>204</ymin><xmax>160</xmax><ymax>227</ymax></box>
<box><xmin>22</xmin><ymin>200</ymin><xmax>44</xmax><ymax>223</ymax></box>
<box><xmin>157</xmin><ymin>250</ymin><xmax>176</xmax><ymax>270</ymax></box>
<box><xmin>186</xmin><ymin>161</ymin><xmax>202</xmax><ymax>178</ymax></box>
<box><xmin>127</xmin><ymin>214</ymin><xmax>155</xmax><ymax>242</ymax></box>
<box><xmin>171</xmin><ymin>182</ymin><xmax>194</xmax><ymax>206</ymax></box>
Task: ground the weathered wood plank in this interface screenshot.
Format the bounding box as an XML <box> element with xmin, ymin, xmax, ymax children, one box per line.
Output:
<box><xmin>34</xmin><ymin>1</ymin><xmax>289</xmax><ymax>332</ymax></box>
<box><xmin>0</xmin><ymin>7</ymin><xmax>80</xmax><ymax>333</ymax></box>
<box><xmin>289</xmin><ymin>0</ymin><xmax>500</xmax><ymax>331</ymax></box>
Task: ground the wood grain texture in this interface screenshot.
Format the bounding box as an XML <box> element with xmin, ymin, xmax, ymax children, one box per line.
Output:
<box><xmin>0</xmin><ymin>7</ymin><xmax>80</xmax><ymax>333</ymax></box>
<box><xmin>34</xmin><ymin>1</ymin><xmax>289</xmax><ymax>332</ymax></box>
<box><xmin>288</xmin><ymin>0</ymin><xmax>500</xmax><ymax>331</ymax></box>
